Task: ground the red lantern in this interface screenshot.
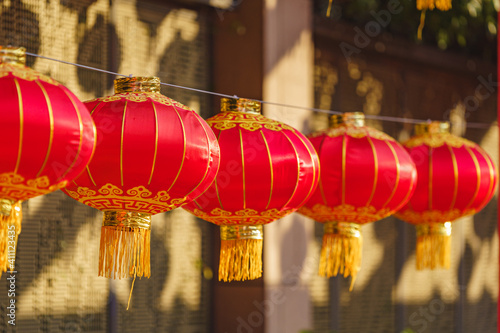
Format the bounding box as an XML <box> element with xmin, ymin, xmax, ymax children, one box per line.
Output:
<box><xmin>183</xmin><ymin>98</ymin><xmax>320</xmax><ymax>282</ymax></box>
<box><xmin>62</xmin><ymin>77</ymin><xmax>220</xmax><ymax>284</ymax></box>
<box><xmin>396</xmin><ymin>122</ymin><xmax>497</xmax><ymax>270</ymax></box>
<box><xmin>299</xmin><ymin>112</ymin><xmax>417</xmax><ymax>289</ymax></box>
<box><xmin>0</xmin><ymin>46</ymin><xmax>96</xmax><ymax>274</ymax></box>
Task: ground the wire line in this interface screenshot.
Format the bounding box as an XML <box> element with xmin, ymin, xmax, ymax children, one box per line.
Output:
<box><xmin>25</xmin><ymin>52</ymin><xmax>496</xmax><ymax>129</ymax></box>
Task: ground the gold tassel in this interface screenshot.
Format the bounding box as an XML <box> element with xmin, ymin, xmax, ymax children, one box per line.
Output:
<box><xmin>417</xmin><ymin>10</ymin><xmax>427</xmax><ymax>40</ymax></box>
<box><xmin>416</xmin><ymin>0</ymin><xmax>452</xmax><ymax>40</ymax></box>
<box><xmin>319</xmin><ymin>221</ymin><xmax>362</xmax><ymax>291</ymax></box>
<box><xmin>98</xmin><ymin>225</ymin><xmax>151</xmax><ymax>279</ymax></box>
<box><xmin>415</xmin><ymin>222</ymin><xmax>451</xmax><ymax>270</ymax></box>
<box><xmin>0</xmin><ymin>200</ymin><xmax>22</xmax><ymax>275</ymax></box>
<box><xmin>99</xmin><ymin>210</ymin><xmax>152</xmax><ymax>310</ymax></box>
<box><xmin>327</xmin><ymin>0</ymin><xmax>333</xmax><ymax>17</ymax></box>
<box><xmin>219</xmin><ymin>225</ymin><xmax>263</xmax><ymax>282</ymax></box>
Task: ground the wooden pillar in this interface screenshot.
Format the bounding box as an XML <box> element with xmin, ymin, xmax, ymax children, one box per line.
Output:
<box><xmin>263</xmin><ymin>0</ymin><xmax>315</xmax><ymax>332</ymax></box>
<box><xmin>211</xmin><ymin>1</ymin><xmax>265</xmax><ymax>333</ymax></box>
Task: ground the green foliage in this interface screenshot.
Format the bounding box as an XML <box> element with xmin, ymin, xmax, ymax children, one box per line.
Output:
<box><xmin>401</xmin><ymin>329</ymin><xmax>417</xmax><ymax>333</ymax></box>
<box><xmin>316</xmin><ymin>0</ymin><xmax>497</xmax><ymax>62</ymax></box>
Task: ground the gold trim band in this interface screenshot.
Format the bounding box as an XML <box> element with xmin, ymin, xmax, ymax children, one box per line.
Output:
<box><xmin>0</xmin><ymin>199</ymin><xmax>14</xmax><ymax>216</ymax></box>
<box><xmin>324</xmin><ymin>221</ymin><xmax>361</xmax><ymax>238</ymax></box>
<box><xmin>414</xmin><ymin>121</ymin><xmax>450</xmax><ymax>135</ymax></box>
<box><xmin>220</xmin><ymin>225</ymin><xmax>263</xmax><ymax>240</ymax></box>
<box><xmin>114</xmin><ymin>77</ymin><xmax>161</xmax><ymax>94</ymax></box>
<box><xmin>0</xmin><ymin>46</ymin><xmax>26</xmax><ymax>66</ymax></box>
<box><xmin>221</xmin><ymin>98</ymin><xmax>261</xmax><ymax>114</ymax></box>
<box><xmin>416</xmin><ymin>222</ymin><xmax>451</xmax><ymax>237</ymax></box>
<box><xmin>103</xmin><ymin>210</ymin><xmax>152</xmax><ymax>230</ymax></box>
<box><xmin>329</xmin><ymin>112</ymin><xmax>365</xmax><ymax>128</ymax></box>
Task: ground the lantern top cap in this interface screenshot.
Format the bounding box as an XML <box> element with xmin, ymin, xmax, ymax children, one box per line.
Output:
<box><xmin>0</xmin><ymin>46</ymin><xmax>26</xmax><ymax>66</ymax></box>
<box><xmin>330</xmin><ymin>112</ymin><xmax>365</xmax><ymax>128</ymax></box>
<box><xmin>414</xmin><ymin>121</ymin><xmax>450</xmax><ymax>135</ymax></box>
<box><xmin>114</xmin><ymin>76</ymin><xmax>161</xmax><ymax>94</ymax></box>
<box><xmin>221</xmin><ymin>98</ymin><xmax>261</xmax><ymax>114</ymax></box>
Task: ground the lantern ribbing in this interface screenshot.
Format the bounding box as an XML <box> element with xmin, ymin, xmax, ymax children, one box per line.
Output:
<box><xmin>396</xmin><ymin>121</ymin><xmax>497</xmax><ymax>270</ymax></box>
<box><xmin>184</xmin><ymin>98</ymin><xmax>320</xmax><ymax>282</ymax></box>
<box><xmin>62</xmin><ymin>76</ymin><xmax>220</xmax><ymax>308</ymax></box>
<box><xmin>299</xmin><ymin>112</ymin><xmax>417</xmax><ymax>289</ymax></box>
<box><xmin>0</xmin><ymin>45</ymin><xmax>96</xmax><ymax>275</ymax></box>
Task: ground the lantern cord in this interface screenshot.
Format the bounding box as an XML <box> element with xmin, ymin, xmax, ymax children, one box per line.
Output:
<box><xmin>25</xmin><ymin>51</ymin><xmax>495</xmax><ymax>129</ymax></box>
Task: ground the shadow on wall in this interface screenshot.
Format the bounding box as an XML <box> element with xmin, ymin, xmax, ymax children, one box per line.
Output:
<box><xmin>77</xmin><ymin>13</ymin><xmax>121</xmax><ymax>96</ymax></box>
<box><xmin>60</xmin><ymin>0</ymin><xmax>98</xmax><ymax>23</ymax></box>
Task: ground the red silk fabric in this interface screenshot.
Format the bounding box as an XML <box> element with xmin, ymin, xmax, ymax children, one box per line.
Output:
<box><xmin>0</xmin><ymin>63</ymin><xmax>96</xmax><ymax>201</ymax></box>
<box><xmin>396</xmin><ymin>132</ymin><xmax>497</xmax><ymax>225</ymax></box>
<box><xmin>62</xmin><ymin>92</ymin><xmax>220</xmax><ymax>215</ymax></box>
<box><xmin>183</xmin><ymin>111</ymin><xmax>320</xmax><ymax>225</ymax></box>
<box><xmin>299</xmin><ymin>124</ymin><xmax>417</xmax><ymax>224</ymax></box>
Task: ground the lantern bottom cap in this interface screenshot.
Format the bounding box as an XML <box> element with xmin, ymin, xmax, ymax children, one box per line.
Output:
<box><xmin>415</xmin><ymin>223</ymin><xmax>451</xmax><ymax>270</ymax></box>
<box><xmin>219</xmin><ymin>225</ymin><xmax>263</xmax><ymax>282</ymax></box>
<box><xmin>320</xmin><ymin>221</ymin><xmax>362</xmax><ymax>291</ymax></box>
<box><xmin>99</xmin><ymin>210</ymin><xmax>152</xmax><ymax>310</ymax></box>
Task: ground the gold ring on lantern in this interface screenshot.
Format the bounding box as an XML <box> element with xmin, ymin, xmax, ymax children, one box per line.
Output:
<box><xmin>0</xmin><ymin>46</ymin><xmax>26</xmax><ymax>65</ymax></box>
<box><xmin>221</xmin><ymin>98</ymin><xmax>261</xmax><ymax>114</ymax></box>
<box><xmin>103</xmin><ymin>210</ymin><xmax>152</xmax><ymax>230</ymax></box>
<box><xmin>114</xmin><ymin>76</ymin><xmax>161</xmax><ymax>94</ymax></box>
<box><xmin>414</xmin><ymin>121</ymin><xmax>450</xmax><ymax>135</ymax></box>
<box><xmin>329</xmin><ymin>112</ymin><xmax>365</xmax><ymax>128</ymax></box>
<box><xmin>323</xmin><ymin>221</ymin><xmax>361</xmax><ymax>238</ymax></box>
<box><xmin>415</xmin><ymin>222</ymin><xmax>452</xmax><ymax>237</ymax></box>
<box><xmin>220</xmin><ymin>225</ymin><xmax>263</xmax><ymax>240</ymax></box>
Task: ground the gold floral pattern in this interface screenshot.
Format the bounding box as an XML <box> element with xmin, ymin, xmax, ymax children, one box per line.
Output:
<box><xmin>298</xmin><ymin>203</ymin><xmax>392</xmax><ymax>224</ymax></box>
<box><xmin>0</xmin><ymin>172</ymin><xmax>66</xmax><ymax>201</ymax></box>
<box><xmin>309</xmin><ymin>124</ymin><xmax>395</xmax><ymax>141</ymax></box>
<box><xmin>0</xmin><ymin>64</ymin><xmax>59</xmax><ymax>85</ymax></box>
<box><xmin>189</xmin><ymin>207</ymin><xmax>294</xmax><ymax>225</ymax></box>
<box><xmin>64</xmin><ymin>183</ymin><xmax>187</xmax><ymax>215</ymax></box>
<box><xmin>395</xmin><ymin>208</ymin><xmax>476</xmax><ymax>225</ymax></box>
<box><xmin>86</xmin><ymin>92</ymin><xmax>191</xmax><ymax>110</ymax></box>
<box><xmin>207</xmin><ymin>111</ymin><xmax>295</xmax><ymax>132</ymax></box>
<box><xmin>403</xmin><ymin>132</ymin><xmax>476</xmax><ymax>149</ymax></box>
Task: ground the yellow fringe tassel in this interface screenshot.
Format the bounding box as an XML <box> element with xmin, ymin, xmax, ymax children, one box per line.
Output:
<box><xmin>0</xmin><ymin>201</ymin><xmax>22</xmax><ymax>275</ymax></box>
<box><xmin>319</xmin><ymin>231</ymin><xmax>362</xmax><ymax>291</ymax></box>
<box><xmin>219</xmin><ymin>239</ymin><xmax>263</xmax><ymax>282</ymax></box>
<box><xmin>99</xmin><ymin>226</ymin><xmax>150</xmax><ymax>310</ymax></box>
<box><xmin>99</xmin><ymin>226</ymin><xmax>151</xmax><ymax>279</ymax></box>
<box><xmin>416</xmin><ymin>233</ymin><xmax>451</xmax><ymax>270</ymax></box>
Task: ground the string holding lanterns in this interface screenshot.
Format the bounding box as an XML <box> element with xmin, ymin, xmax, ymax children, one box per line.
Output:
<box><xmin>183</xmin><ymin>98</ymin><xmax>320</xmax><ymax>282</ymax></box>
<box><xmin>396</xmin><ymin>121</ymin><xmax>497</xmax><ymax>270</ymax></box>
<box><xmin>0</xmin><ymin>46</ymin><xmax>96</xmax><ymax>275</ymax></box>
<box><xmin>299</xmin><ymin>112</ymin><xmax>417</xmax><ymax>289</ymax></box>
<box><xmin>62</xmin><ymin>77</ymin><xmax>220</xmax><ymax>307</ymax></box>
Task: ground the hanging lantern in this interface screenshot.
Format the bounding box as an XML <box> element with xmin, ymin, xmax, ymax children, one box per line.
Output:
<box><xmin>62</xmin><ymin>77</ymin><xmax>220</xmax><ymax>286</ymax></box>
<box><xmin>0</xmin><ymin>46</ymin><xmax>96</xmax><ymax>274</ymax></box>
<box><xmin>396</xmin><ymin>121</ymin><xmax>497</xmax><ymax>270</ymax></box>
<box><xmin>183</xmin><ymin>98</ymin><xmax>320</xmax><ymax>282</ymax></box>
<box><xmin>298</xmin><ymin>112</ymin><xmax>417</xmax><ymax>289</ymax></box>
<box><xmin>416</xmin><ymin>0</ymin><xmax>451</xmax><ymax>39</ymax></box>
